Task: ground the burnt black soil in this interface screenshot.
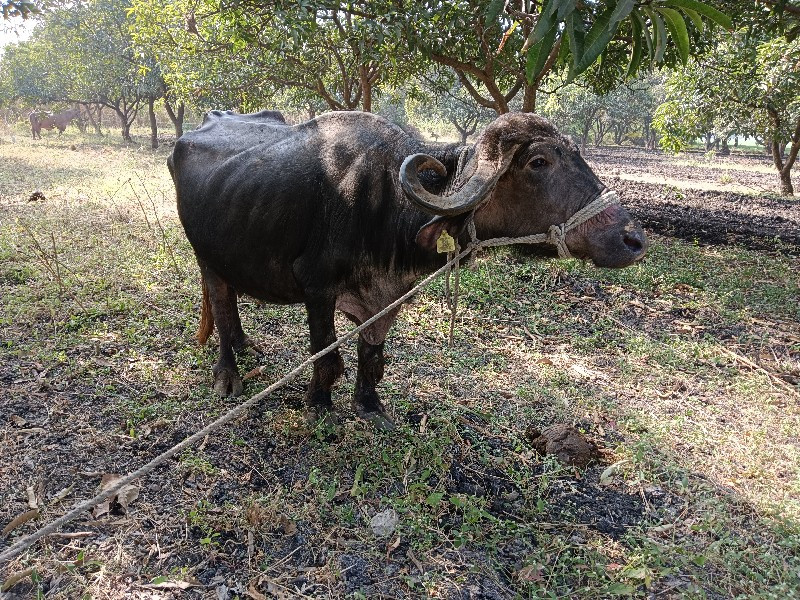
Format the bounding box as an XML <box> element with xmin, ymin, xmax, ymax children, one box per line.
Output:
<box><xmin>586</xmin><ymin>146</ymin><xmax>800</xmax><ymax>256</ymax></box>
<box><xmin>618</xmin><ymin>180</ymin><xmax>800</xmax><ymax>256</ymax></box>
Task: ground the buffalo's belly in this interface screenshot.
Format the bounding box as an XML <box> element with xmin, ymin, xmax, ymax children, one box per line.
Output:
<box><xmin>193</xmin><ymin>242</ymin><xmax>307</xmax><ymax>305</ymax></box>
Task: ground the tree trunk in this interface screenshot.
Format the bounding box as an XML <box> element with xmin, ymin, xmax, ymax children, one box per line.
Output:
<box><xmin>81</xmin><ymin>103</ymin><xmax>102</xmax><ymax>135</ymax></box>
<box><xmin>522</xmin><ymin>84</ymin><xmax>536</xmax><ymax>113</ymax></box>
<box><xmin>148</xmin><ymin>97</ymin><xmax>158</xmax><ymax>150</ymax></box>
<box><xmin>719</xmin><ymin>137</ymin><xmax>730</xmax><ymax>156</ymax></box>
<box><xmin>358</xmin><ymin>65</ymin><xmax>372</xmax><ymax>113</ymax></box>
<box><xmin>164</xmin><ymin>98</ymin><xmax>184</xmax><ymax>139</ymax></box>
<box><xmin>581</xmin><ymin>121</ymin><xmax>591</xmax><ymax>153</ymax></box>
<box><xmin>613</xmin><ymin>125</ymin><xmax>625</xmax><ymax>145</ymax></box>
<box><xmin>780</xmin><ymin>169</ymin><xmax>794</xmax><ymax>195</ymax></box>
<box><xmin>594</xmin><ymin>120</ymin><xmax>608</xmax><ymax>147</ymax></box>
<box><xmin>114</xmin><ymin>107</ymin><xmax>132</xmax><ymax>142</ymax></box>
<box><xmin>771</xmin><ymin>139</ymin><xmax>794</xmax><ymax>196</ymax></box>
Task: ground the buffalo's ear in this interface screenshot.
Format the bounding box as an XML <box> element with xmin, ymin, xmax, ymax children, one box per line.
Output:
<box><xmin>415</xmin><ymin>212</ymin><xmax>473</xmax><ymax>251</ymax></box>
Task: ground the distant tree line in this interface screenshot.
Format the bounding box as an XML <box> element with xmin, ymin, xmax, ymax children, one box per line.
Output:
<box><xmin>1</xmin><ymin>0</ymin><xmax>799</xmax><ymax>193</ymax></box>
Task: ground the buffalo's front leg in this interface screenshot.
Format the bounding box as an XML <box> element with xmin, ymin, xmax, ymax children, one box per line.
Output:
<box><xmin>201</xmin><ymin>265</ymin><xmax>244</xmax><ymax>397</ymax></box>
<box><xmin>305</xmin><ymin>298</ymin><xmax>344</xmax><ymax>425</ymax></box>
<box><xmin>353</xmin><ymin>336</ymin><xmax>394</xmax><ymax>430</ymax></box>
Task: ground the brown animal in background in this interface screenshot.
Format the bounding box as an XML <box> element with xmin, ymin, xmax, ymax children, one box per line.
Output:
<box><xmin>30</xmin><ymin>108</ymin><xmax>80</xmax><ymax>139</ymax></box>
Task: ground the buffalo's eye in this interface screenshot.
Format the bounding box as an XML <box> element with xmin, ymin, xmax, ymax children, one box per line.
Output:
<box><xmin>528</xmin><ymin>156</ymin><xmax>548</xmax><ymax>169</ymax></box>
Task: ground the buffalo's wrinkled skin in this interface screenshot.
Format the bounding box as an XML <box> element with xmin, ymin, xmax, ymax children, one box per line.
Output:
<box><xmin>169</xmin><ymin>110</ymin><xmax>646</xmax><ymax>428</ymax></box>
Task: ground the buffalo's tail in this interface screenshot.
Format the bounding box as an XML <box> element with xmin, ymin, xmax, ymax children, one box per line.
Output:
<box><xmin>197</xmin><ymin>275</ymin><xmax>214</xmax><ymax>345</ymax></box>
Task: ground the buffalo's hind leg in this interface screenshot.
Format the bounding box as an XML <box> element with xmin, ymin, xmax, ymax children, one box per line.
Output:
<box><xmin>353</xmin><ymin>336</ymin><xmax>394</xmax><ymax>430</ymax></box>
<box><xmin>200</xmin><ymin>265</ymin><xmax>244</xmax><ymax>397</ymax></box>
<box><xmin>304</xmin><ymin>297</ymin><xmax>344</xmax><ymax>427</ymax></box>
<box><xmin>227</xmin><ymin>289</ymin><xmax>264</xmax><ymax>357</ymax></box>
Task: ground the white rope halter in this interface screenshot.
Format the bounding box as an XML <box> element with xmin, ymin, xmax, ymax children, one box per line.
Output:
<box><xmin>467</xmin><ymin>189</ymin><xmax>621</xmax><ymax>258</ymax></box>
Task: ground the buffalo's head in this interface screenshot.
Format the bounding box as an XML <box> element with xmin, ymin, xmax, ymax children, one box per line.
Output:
<box><xmin>400</xmin><ymin>113</ymin><xmax>647</xmax><ymax>268</ymax></box>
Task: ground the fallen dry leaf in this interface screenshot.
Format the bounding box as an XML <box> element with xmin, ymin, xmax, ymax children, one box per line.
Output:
<box><xmin>93</xmin><ymin>474</ymin><xmax>139</xmax><ymax>517</ymax></box>
<box><xmin>51</xmin><ymin>484</ymin><xmax>74</xmax><ymax>503</ymax></box>
<box><xmin>0</xmin><ymin>567</ymin><xmax>35</xmax><ymax>592</ymax></box>
<box><xmin>2</xmin><ymin>509</ymin><xmax>39</xmax><ymax>538</ymax></box>
<box><xmin>407</xmin><ymin>548</ymin><xmax>425</xmax><ymax>574</ymax></box>
<box><xmin>600</xmin><ymin>459</ymin><xmax>630</xmax><ymax>486</ymax></box>
<box><xmin>26</xmin><ymin>485</ymin><xmax>38</xmax><ymax>509</ymax></box>
<box><xmin>279</xmin><ymin>514</ymin><xmax>297</xmax><ymax>536</ymax></box>
<box><xmin>386</xmin><ymin>535</ymin><xmax>401</xmax><ymax>558</ymax></box>
<box><xmin>517</xmin><ymin>563</ymin><xmax>544</xmax><ymax>582</ymax></box>
<box><xmin>139</xmin><ymin>580</ymin><xmax>202</xmax><ymax>590</ymax></box>
<box><xmin>247</xmin><ymin>581</ymin><xmax>267</xmax><ymax>600</ymax></box>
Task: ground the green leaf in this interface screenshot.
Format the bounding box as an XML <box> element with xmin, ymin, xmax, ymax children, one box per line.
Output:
<box><xmin>527</xmin><ymin>0</ymin><xmax>556</xmax><ymax>47</ymax></box>
<box><xmin>571</xmin><ymin>5</ymin><xmax>619</xmax><ymax>77</ymax></box>
<box><xmin>658</xmin><ymin>7</ymin><xmax>690</xmax><ymax>65</ymax></box>
<box><xmin>564</xmin><ymin>10</ymin><xmax>585</xmax><ymax>76</ymax></box>
<box><xmin>609</xmin><ymin>0</ymin><xmax>636</xmax><ymax>26</ymax></box>
<box><xmin>604</xmin><ymin>582</ymin><xmax>635</xmax><ymax>595</ymax></box>
<box><xmin>631</xmin><ymin>8</ymin><xmax>653</xmax><ymax>59</ymax></box>
<box><xmin>556</xmin><ymin>0</ymin><xmax>576</xmax><ymax>22</ymax></box>
<box><xmin>679</xmin><ymin>7</ymin><xmax>705</xmax><ymax>32</ymax></box>
<box><xmin>663</xmin><ymin>0</ymin><xmax>732</xmax><ymax>30</ymax></box>
<box><xmin>627</xmin><ymin>17</ymin><xmax>644</xmax><ymax>77</ymax></box>
<box><xmin>643</xmin><ymin>6</ymin><xmax>667</xmax><ymax>63</ymax></box>
<box><xmin>526</xmin><ymin>24</ymin><xmax>557</xmax><ymax>83</ymax></box>
<box><xmin>484</xmin><ymin>0</ymin><xmax>505</xmax><ymax>25</ymax></box>
<box><xmin>426</xmin><ymin>492</ymin><xmax>444</xmax><ymax>506</ymax></box>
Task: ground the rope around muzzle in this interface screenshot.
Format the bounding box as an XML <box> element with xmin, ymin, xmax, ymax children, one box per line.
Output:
<box><xmin>0</xmin><ymin>190</ymin><xmax>620</xmax><ymax>567</ymax></box>
<box><xmin>470</xmin><ymin>189</ymin><xmax>620</xmax><ymax>257</ymax></box>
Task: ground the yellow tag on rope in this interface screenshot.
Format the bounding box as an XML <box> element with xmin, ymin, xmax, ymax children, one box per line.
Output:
<box><xmin>437</xmin><ymin>230</ymin><xmax>456</xmax><ymax>254</ymax></box>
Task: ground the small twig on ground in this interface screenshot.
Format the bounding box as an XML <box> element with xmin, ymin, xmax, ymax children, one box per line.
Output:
<box><xmin>127</xmin><ymin>178</ymin><xmax>154</xmax><ymax>234</ymax></box>
<box><xmin>19</xmin><ymin>222</ymin><xmax>88</xmax><ymax>311</ymax></box>
<box><xmin>128</xmin><ymin>173</ymin><xmax>183</xmax><ymax>277</ymax></box>
<box><xmin>718</xmin><ymin>346</ymin><xmax>799</xmax><ymax>397</ymax></box>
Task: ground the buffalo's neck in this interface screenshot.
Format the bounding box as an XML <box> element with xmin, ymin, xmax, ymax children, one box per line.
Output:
<box><xmin>346</xmin><ymin>142</ymin><xmax>467</xmax><ymax>285</ymax></box>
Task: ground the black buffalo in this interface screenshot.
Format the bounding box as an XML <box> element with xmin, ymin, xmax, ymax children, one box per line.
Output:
<box><xmin>168</xmin><ymin>110</ymin><xmax>647</xmax><ymax>428</ymax></box>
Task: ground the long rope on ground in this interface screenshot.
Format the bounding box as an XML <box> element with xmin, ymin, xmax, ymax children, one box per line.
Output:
<box><xmin>0</xmin><ymin>244</ymin><xmax>474</xmax><ymax>567</ymax></box>
<box><xmin>0</xmin><ymin>190</ymin><xmax>619</xmax><ymax>567</ymax></box>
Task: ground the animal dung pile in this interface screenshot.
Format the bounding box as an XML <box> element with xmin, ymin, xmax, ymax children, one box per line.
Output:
<box><xmin>526</xmin><ymin>424</ymin><xmax>601</xmax><ymax>468</ymax></box>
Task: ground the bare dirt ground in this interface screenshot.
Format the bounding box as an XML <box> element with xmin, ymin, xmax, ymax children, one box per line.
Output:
<box><xmin>1</xmin><ymin>139</ymin><xmax>799</xmax><ymax>599</ymax></box>
<box><xmin>584</xmin><ymin>146</ymin><xmax>800</xmax><ymax>255</ymax></box>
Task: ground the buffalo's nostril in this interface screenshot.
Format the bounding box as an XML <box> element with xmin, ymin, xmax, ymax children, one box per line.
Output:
<box><xmin>623</xmin><ymin>232</ymin><xmax>645</xmax><ymax>253</ymax></box>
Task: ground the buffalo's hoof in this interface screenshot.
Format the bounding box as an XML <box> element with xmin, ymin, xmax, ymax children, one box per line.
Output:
<box><xmin>212</xmin><ymin>368</ymin><xmax>243</xmax><ymax>397</ymax></box>
<box><xmin>304</xmin><ymin>404</ymin><xmax>341</xmax><ymax>431</ymax></box>
<box><xmin>355</xmin><ymin>406</ymin><xmax>395</xmax><ymax>431</ymax></box>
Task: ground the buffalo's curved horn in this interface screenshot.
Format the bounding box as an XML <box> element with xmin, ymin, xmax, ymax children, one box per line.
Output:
<box><xmin>399</xmin><ymin>151</ymin><xmax>514</xmax><ymax>216</ymax></box>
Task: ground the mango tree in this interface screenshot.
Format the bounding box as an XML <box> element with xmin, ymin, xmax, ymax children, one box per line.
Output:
<box><xmin>655</xmin><ymin>31</ymin><xmax>800</xmax><ymax>195</ymax></box>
